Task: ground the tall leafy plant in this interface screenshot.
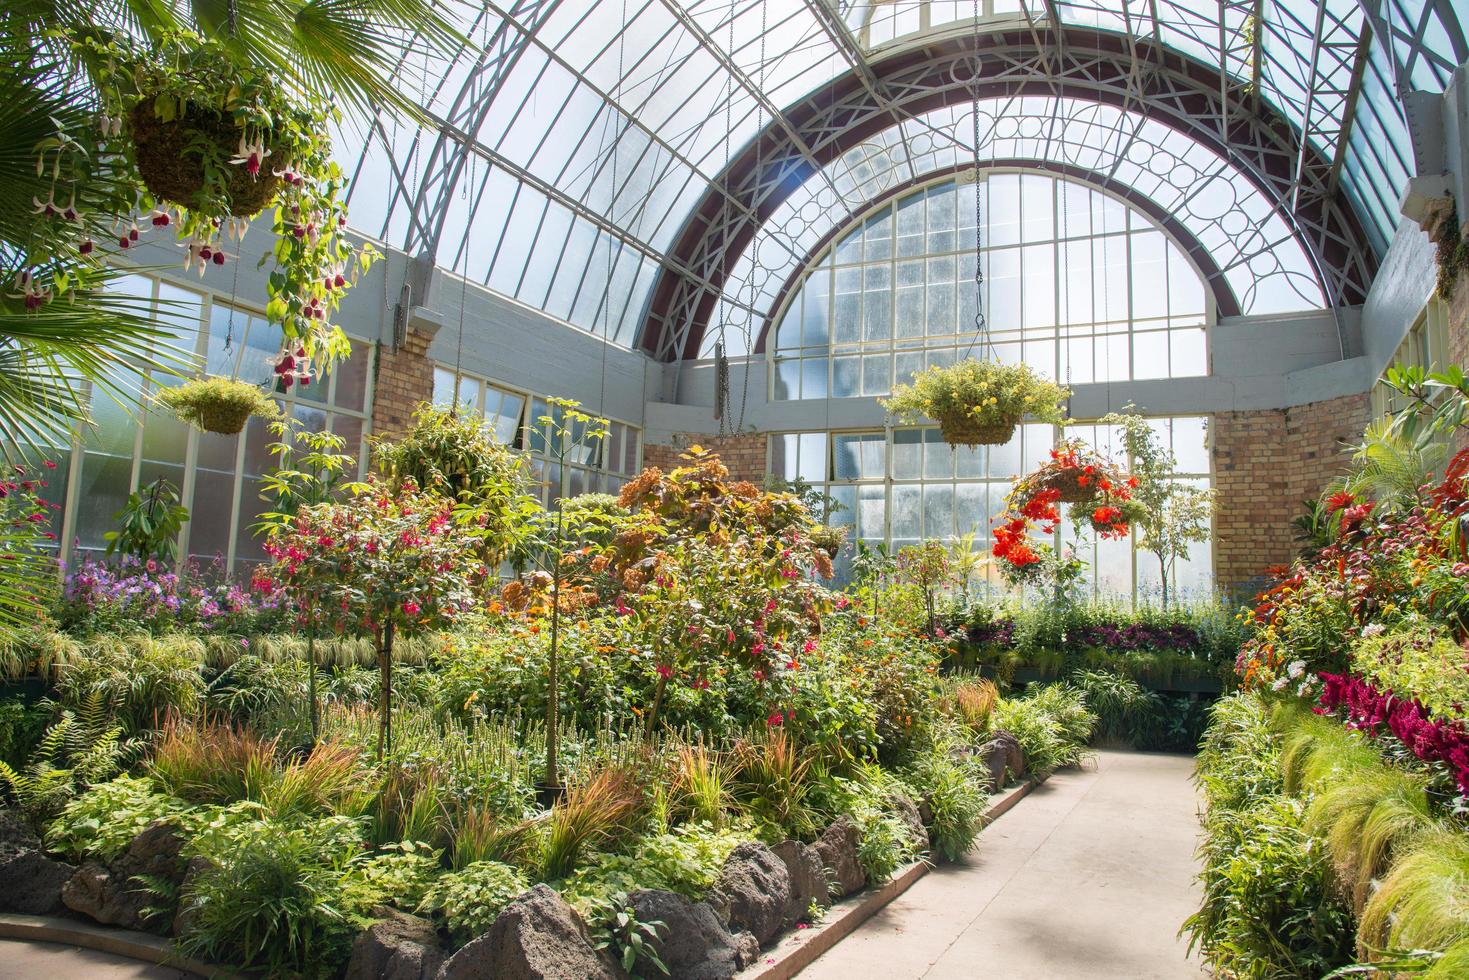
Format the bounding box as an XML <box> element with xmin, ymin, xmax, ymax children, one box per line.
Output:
<box><xmin>103</xmin><ymin>476</ymin><xmax>189</xmax><ymax>562</ymax></box>
<box><xmin>1097</xmin><ymin>407</ymin><xmax>1213</xmax><ymax>608</ymax></box>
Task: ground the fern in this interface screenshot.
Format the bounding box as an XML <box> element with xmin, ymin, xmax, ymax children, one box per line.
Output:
<box><xmin>0</xmin><ymin>693</ymin><xmax>138</xmax><ymax>828</ymax></box>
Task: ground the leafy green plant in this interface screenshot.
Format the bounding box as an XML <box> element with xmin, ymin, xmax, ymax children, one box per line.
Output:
<box><xmin>339</xmin><ymin>841</ymin><xmax>443</xmax><ymax>914</ymax></box>
<box><xmin>175</xmin><ymin>813</ymin><xmax>368</xmax><ymax>976</ymax></box>
<box><xmin>590</xmin><ymin>893</ymin><xmax>670</xmax><ymax>976</ymax></box>
<box><xmin>903</xmin><ymin>749</ymin><xmax>988</xmax><ymax>862</ymax></box>
<box><xmin>53</xmin><ymin>631</ymin><xmax>206</xmax><ymax>732</ymax></box>
<box><xmin>103</xmin><ymin>477</ymin><xmax>189</xmax><ymax>562</ymax></box>
<box><xmin>881</xmin><ymin>360</ymin><xmax>1069</xmax><ymax>447</ymax></box>
<box><xmin>672</xmin><ymin>742</ymin><xmax>732</xmax><ymax>829</ymax></box>
<box><xmin>154</xmin><ymin>376</ymin><xmax>279</xmax><ymax>435</ymax></box>
<box><xmin>0</xmin><ymin>695</ymin><xmax>135</xmax><ymax>827</ymax></box>
<box><xmin>733</xmin><ymin>728</ymin><xmax>817</xmax><ymax>840</ymax></box>
<box><xmin>46</xmin><ymin>774</ymin><xmax>191</xmax><ymax>862</ymax></box>
<box><xmin>418</xmin><ymin>860</ymin><xmax>531</xmax><ymax>945</ymax></box>
<box><xmin>1068</xmin><ymin>669</ymin><xmax>1151</xmax><ymax>743</ymax></box>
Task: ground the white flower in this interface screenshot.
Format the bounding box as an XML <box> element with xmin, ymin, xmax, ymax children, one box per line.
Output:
<box><xmin>1362</xmin><ymin>623</ymin><xmax>1386</xmax><ymax>638</ymax></box>
<box><xmin>1287</xmin><ymin>659</ymin><xmax>1305</xmax><ymax>680</ymax></box>
<box><xmin>1272</xmin><ymin>676</ymin><xmax>1289</xmax><ymax>691</ymax></box>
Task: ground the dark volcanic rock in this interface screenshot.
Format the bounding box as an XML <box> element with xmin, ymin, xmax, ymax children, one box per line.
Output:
<box><xmin>629</xmin><ymin>888</ymin><xmax>758</xmax><ymax>980</ymax></box>
<box><xmin>813</xmin><ymin>815</ymin><xmax>866</xmax><ymax>899</ymax></box>
<box><xmin>771</xmin><ymin>839</ymin><xmax>828</xmax><ymax>927</ymax></box>
<box><xmin>706</xmin><ymin>841</ymin><xmax>789</xmax><ymax>945</ymax></box>
<box><xmin>437</xmin><ymin>884</ymin><xmax>621</xmax><ymax>980</ymax></box>
<box><xmin>346</xmin><ymin>907</ymin><xmax>446</xmax><ymax>980</ymax></box>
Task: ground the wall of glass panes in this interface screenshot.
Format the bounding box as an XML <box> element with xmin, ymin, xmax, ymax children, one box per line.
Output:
<box><xmin>57</xmin><ymin>274</ymin><xmax>375</xmax><ymax>572</ymax></box>
<box><xmin>770</xmin><ymin>416</ymin><xmax>1214</xmax><ymax>601</ymax></box>
<box><xmin>770</xmin><ymin>171</ymin><xmax>1210</xmax><ymax>400</ymax></box>
<box><xmin>1370</xmin><ymin>297</ymin><xmax>1450</xmax><ymax>420</ymax></box>
<box><xmin>432</xmin><ymin>367</ymin><xmax>642</xmax><ymax>506</ymax></box>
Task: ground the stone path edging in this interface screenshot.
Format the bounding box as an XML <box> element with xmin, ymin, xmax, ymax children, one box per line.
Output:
<box><xmin>0</xmin><ymin>913</ymin><xmax>225</xmax><ymax>977</ymax></box>
<box><xmin>741</xmin><ymin>778</ymin><xmax>1039</xmax><ymax>980</ymax></box>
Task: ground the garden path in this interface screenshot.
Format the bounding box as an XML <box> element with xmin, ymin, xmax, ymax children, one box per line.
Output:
<box><xmin>795</xmin><ymin>749</ymin><xmax>1205</xmax><ymax>980</ymax></box>
<box><xmin>0</xmin><ymin>938</ymin><xmax>191</xmax><ymax>978</ymax></box>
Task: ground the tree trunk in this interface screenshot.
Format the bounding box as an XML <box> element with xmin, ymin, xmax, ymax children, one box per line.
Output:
<box><xmin>646</xmin><ymin>672</ymin><xmax>668</xmax><ymax>738</ymax></box>
<box><xmin>545</xmin><ymin>565</ymin><xmax>561</xmax><ymax>790</ymax></box>
<box><xmin>1158</xmin><ymin>553</ymin><xmax>1170</xmax><ymax>609</ymax></box>
<box><xmin>377</xmin><ymin>620</ymin><xmax>396</xmax><ymax>760</ymax></box>
<box><xmin>307</xmin><ymin>631</ymin><xmax>319</xmax><ymax>745</ymax></box>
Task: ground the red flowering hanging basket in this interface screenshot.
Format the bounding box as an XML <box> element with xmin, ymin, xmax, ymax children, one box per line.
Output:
<box><xmin>1012</xmin><ymin>439</ymin><xmax>1125</xmax><ymax>508</ymax></box>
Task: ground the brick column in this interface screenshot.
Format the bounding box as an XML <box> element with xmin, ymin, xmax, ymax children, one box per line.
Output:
<box><xmin>1212</xmin><ymin>393</ymin><xmax>1371</xmax><ymax>595</ymax></box>
<box><xmin>642</xmin><ymin>432</ymin><xmax>768</xmax><ymax>483</ymax></box>
<box><xmin>370</xmin><ymin>326</ymin><xmax>437</xmax><ymax>443</ymax></box>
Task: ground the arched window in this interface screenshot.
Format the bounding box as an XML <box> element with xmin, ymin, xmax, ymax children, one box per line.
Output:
<box><xmin>770</xmin><ymin>171</ymin><xmax>1210</xmax><ymax>399</ymax></box>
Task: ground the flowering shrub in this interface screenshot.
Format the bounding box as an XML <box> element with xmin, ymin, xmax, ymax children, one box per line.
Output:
<box><xmin>56</xmin><ymin>557</ymin><xmax>274</xmax><ymax>635</ymax></box>
<box><xmin>1317</xmin><ymin>671</ymin><xmax>1469</xmax><ymax>796</ymax></box>
<box><xmin>0</xmin><ymin>461</ymin><xmax>62</xmax><ymax>638</ymax></box>
<box><xmin>258</xmin><ymin>478</ymin><xmax>490</xmax><ymax>754</ymax></box>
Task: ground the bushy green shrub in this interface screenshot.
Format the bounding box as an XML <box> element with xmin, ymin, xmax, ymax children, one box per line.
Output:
<box><xmin>47</xmin><ymin>774</ymin><xmax>192</xmax><ymax>862</ymax></box>
<box><xmin>53</xmin><ymin>632</ymin><xmax>206</xmax><ymax>731</ymax></box>
<box><xmin>902</xmin><ymin>749</ymin><xmax>989</xmax><ymax>862</ymax></box>
<box><xmin>1185</xmin><ymin>794</ymin><xmax>1355</xmax><ymax>978</ymax></box>
<box><xmin>176</xmin><ymin>814</ymin><xmax>370</xmax><ymax>977</ymax></box>
<box><xmin>418</xmin><ymin>860</ymin><xmax>531</xmax><ymax>945</ymax></box>
<box><xmin>1068</xmin><ymin>669</ymin><xmax>1150</xmax><ymax>742</ymax></box>
<box><xmin>340</xmin><ymin>841</ymin><xmax>444</xmax><ymax>913</ymax></box>
<box><xmin>805</xmin><ymin>762</ymin><xmax>924</xmax><ymax>882</ymax></box>
<box><xmin>990</xmin><ymin>685</ymin><xmax>1094</xmax><ymax>779</ymax></box>
<box><xmin>561</xmin><ymin>822</ymin><xmax>746</xmax><ymax>914</ymax></box>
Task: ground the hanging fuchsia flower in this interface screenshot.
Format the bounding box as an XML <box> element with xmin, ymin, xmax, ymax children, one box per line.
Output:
<box><xmin>231</xmin><ymin>133</ymin><xmax>271</xmax><ymax>176</ymax></box>
<box><xmin>403</xmin><ymin>600</ymin><xmax>421</xmax><ymax>616</ymax></box>
<box><xmin>655</xmin><ymin>664</ymin><xmax>673</xmax><ymax>680</ymax></box>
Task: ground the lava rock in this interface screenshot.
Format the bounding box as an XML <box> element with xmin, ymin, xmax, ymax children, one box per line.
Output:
<box><xmin>0</xmin><ymin>811</ymin><xmax>75</xmax><ymax>916</ymax></box>
<box><xmin>706</xmin><ymin>841</ymin><xmax>789</xmax><ymax>945</ymax></box>
<box><xmin>888</xmin><ymin>791</ymin><xmax>928</xmax><ymax>850</ymax></box>
<box><xmin>63</xmin><ymin>820</ymin><xmax>187</xmax><ymax>933</ymax></box>
<box><xmin>437</xmin><ymin>884</ymin><xmax>621</xmax><ymax>980</ymax></box>
<box><xmin>171</xmin><ymin>855</ymin><xmax>211</xmax><ymax>938</ymax></box>
<box><xmin>346</xmin><ymin>907</ymin><xmax>445</xmax><ymax>980</ymax></box>
<box><xmin>983</xmin><ymin>730</ymin><xmax>1026</xmax><ymax>788</ymax></box>
<box><xmin>813</xmin><ymin>815</ymin><xmax>866</xmax><ymax>899</ymax></box>
<box><xmin>629</xmin><ymin>888</ymin><xmax>759</xmax><ymax>980</ymax></box>
<box><xmin>771</xmin><ymin>839</ymin><xmax>828</xmax><ymax>927</ymax></box>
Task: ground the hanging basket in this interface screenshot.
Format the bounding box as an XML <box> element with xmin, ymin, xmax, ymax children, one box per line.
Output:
<box><xmin>938</xmin><ymin>414</ymin><xmax>1019</xmax><ymax>448</ymax></box>
<box><xmin>128</xmin><ymin>99</ymin><xmax>284</xmax><ymax>217</ymax></box>
<box><xmin>154</xmin><ymin>377</ymin><xmax>280</xmax><ymax>435</ymax></box>
<box><xmin>1039</xmin><ymin>468</ymin><xmax>1097</xmax><ymax>504</ymax></box>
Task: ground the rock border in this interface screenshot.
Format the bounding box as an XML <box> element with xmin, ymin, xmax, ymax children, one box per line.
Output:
<box><xmin>738</xmin><ymin>778</ymin><xmax>1038</xmax><ymax>980</ymax></box>
<box><xmin>0</xmin><ymin>912</ymin><xmax>225</xmax><ymax>977</ymax></box>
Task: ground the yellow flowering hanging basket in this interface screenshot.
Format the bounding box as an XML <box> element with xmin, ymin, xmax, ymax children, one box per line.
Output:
<box><xmin>881</xmin><ymin>359</ymin><xmax>1069</xmax><ymax>448</ymax></box>
<box><xmin>154</xmin><ymin>377</ymin><xmax>280</xmax><ymax>435</ymax></box>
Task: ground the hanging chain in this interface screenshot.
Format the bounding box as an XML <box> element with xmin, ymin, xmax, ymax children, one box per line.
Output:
<box><xmin>962</xmin><ymin>0</ymin><xmax>990</xmax><ymax>361</ymax></box>
<box><xmin>729</xmin><ymin>0</ymin><xmax>768</xmax><ymax>436</ymax></box>
<box><xmin>597</xmin><ymin>0</ymin><xmax>629</xmax><ymax>426</ymax></box>
<box><xmin>715</xmin><ymin>3</ymin><xmax>737</xmax><ymax>436</ymax></box>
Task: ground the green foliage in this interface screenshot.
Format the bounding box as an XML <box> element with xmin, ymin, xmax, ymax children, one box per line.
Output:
<box><xmin>340</xmin><ymin>841</ymin><xmax>443</xmax><ymax>913</ymax></box>
<box><xmin>418</xmin><ymin>860</ymin><xmax>531</xmax><ymax>946</ymax></box>
<box><xmin>732</xmin><ymin>729</ymin><xmax>817</xmax><ymax>840</ymax></box>
<box><xmin>1351</xmin><ymin>625</ymin><xmax>1469</xmax><ymax>725</ymax></box>
<box><xmin>256</xmin><ymin>419</ymin><xmax>358</xmax><ymax>536</ymax></box>
<box><xmin>1194</xmin><ymin>693</ymin><xmax>1284</xmax><ymax>813</ymax></box>
<box><xmin>374</xmin><ymin>403</ymin><xmax>532</xmax><ymax>519</ymax></box>
<box><xmin>53</xmin><ymin>631</ymin><xmax>205</xmax><ymax>731</ymax></box>
<box><xmin>1185</xmin><ymin>794</ymin><xmax>1356</xmax><ymax>978</ymax></box>
<box><xmin>805</xmin><ymin>762</ymin><xmax>924</xmax><ymax>883</ymax></box>
<box><xmin>46</xmin><ymin>774</ymin><xmax>191</xmax><ymax>862</ymax></box>
<box><xmin>1067</xmin><ymin>669</ymin><xmax>1150</xmax><ymax>742</ymax></box>
<box><xmin>0</xmin><ymin>695</ymin><xmax>135</xmax><ymax>827</ymax></box>
<box><xmin>1360</xmin><ymin>831</ymin><xmax>1469</xmax><ymax>976</ymax></box>
<box><xmin>153</xmin><ymin>376</ymin><xmax>279</xmax><ymax>434</ymax></box>
<box><xmin>104</xmin><ymin>477</ymin><xmax>189</xmax><ymax>562</ymax></box>
<box><xmin>562</xmin><ymin>823</ymin><xmax>745</xmax><ymax>910</ymax></box>
<box><xmin>881</xmin><ymin>360</ymin><xmax>1069</xmax><ymax>444</ymax></box>
<box><xmin>590</xmin><ymin>894</ymin><xmax>670</xmax><ymax>977</ymax></box>
<box><xmin>540</xmin><ymin>767</ymin><xmax>644</xmax><ymax>880</ymax></box>
<box><xmin>0</xmin><ymin>695</ymin><xmax>50</xmax><ymax>767</ymax></box>
<box><xmin>176</xmin><ymin>813</ymin><xmax>369</xmax><ymax>977</ymax></box>
<box><xmin>903</xmin><ymin>749</ymin><xmax>989</xmax><ymax>862</ymax></box>
<box><xmin>990</xmin><ymin>684</ymin><xmax>1095</xmax><ymax>780</ymax></box>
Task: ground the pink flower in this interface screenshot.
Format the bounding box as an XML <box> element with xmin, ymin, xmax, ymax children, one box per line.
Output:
<box><xmin>656</xmin><ymin>664</ymin><xmax>673</xmax><ymax>680</ymax></box>
<box><xmin>766</xmin><ymin>712</ymin><xmax>784</xmax><ymax>727</ymax></box>
<box><xmin>403</xmin><ymin>600</ymin><xmax>421</xmax><ymax>616</ymax></box>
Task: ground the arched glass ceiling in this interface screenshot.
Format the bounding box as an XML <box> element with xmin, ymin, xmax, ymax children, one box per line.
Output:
<box><xmin>700</xmin><ymin>95</ymin><xmax>1325</xmax><ymax>358</ymax></box>
<box><xmin>333</xmin><ymin>0</ymin><xmax>1465</xmax><ymax>354</ymax></box>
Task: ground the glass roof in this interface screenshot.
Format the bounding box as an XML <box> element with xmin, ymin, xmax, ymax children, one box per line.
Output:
<box><xmin>335</xmin><ymin>0</ymin><xmax>1466</xmax><ymax>356</ymax></box>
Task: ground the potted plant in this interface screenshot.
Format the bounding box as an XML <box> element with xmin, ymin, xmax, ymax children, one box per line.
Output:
<box><xmin>154</xmin><ymin>376</ymin><xmax>279</xmax><ymax>435</ymax></box>
<box><xmin>882</xmin><ymin>360</ymin><xmax>1069</xmax><ymax>447</ymax></box>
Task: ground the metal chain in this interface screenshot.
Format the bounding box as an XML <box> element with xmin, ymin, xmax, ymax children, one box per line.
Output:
<box><xmin>962</xmin><ymin>0</ymin><xmax>990</xmax><ymax>361</ymax></box>
<box><xmin>716</xmin><ymin>3</ymin><xmax>737</xmax><ymax>437</ymax></box>
<box><xmin>730</xmin><ymin>0</ymin><xmax>767</xmax><ymax>436</ymax></box>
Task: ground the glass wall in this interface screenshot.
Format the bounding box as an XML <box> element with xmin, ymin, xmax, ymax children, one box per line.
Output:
<box><xmin>770</xmin><ymin>417</ymin><xmax>1214</xmax><ymax>601</ymax></box>
<box><xmin>432</xmin><ymin>367</ymin><xmax>642</xmax><ymax>506</ymax></box>
<box><xmin>770</xmin><ymin>172</ymin><xmax>1210</xmax><ymax>399</ymax></box>
<box><xmin>60</xmin><ymin>274</ymin><xmax>375</xmax><ymax>573</ymax></box>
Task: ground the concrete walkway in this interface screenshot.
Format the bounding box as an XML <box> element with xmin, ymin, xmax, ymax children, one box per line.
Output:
<box><xmin>0</xmin><ymin>939</ymin><xmax>191</xmax><ymax>978</ymax></box>
<box><xmin>797</xmin><ymin>750</ymin><xmax>1206</xmax><ymax>980</ymax></box>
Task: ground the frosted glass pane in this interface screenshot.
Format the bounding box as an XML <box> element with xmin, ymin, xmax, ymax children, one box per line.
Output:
<box><xmin>922</xmin><ymin>484</ymin><xmax>954</xmax><ymax>539</ymax></box>
<box><xmin>832</xmin><ymin>356</ymin><xmax>860</xmax><ymax>397</ymax></box>
<box><xmin>892</xmin><ymin>430</ymin><xmax>922</xmax><ymax>479</ymax></box>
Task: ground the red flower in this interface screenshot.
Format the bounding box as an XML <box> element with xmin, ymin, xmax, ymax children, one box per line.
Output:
<box><xmin>1326</xmin><ymin>490</ymin><xmax>1355</xmax><ymax>513</ymax></box>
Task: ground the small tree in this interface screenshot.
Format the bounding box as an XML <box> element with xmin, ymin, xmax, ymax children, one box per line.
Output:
<box><xmin>896</xmin><ymin>540</ymin><xmax>952</xmax><ymax>635</ymax></box>
<box><xmin>261</xmin><ymin>480</ymin><xmax>487</xmax><ymax>757</ymax></box>
<box><xmin>1099</xmin><ymin>408</ymin><xmax>1214</xmax><ymax>607</ymax></box>
<box><xmin>852</xmin><ymin>540</ymin><xmax>896</xmax><ymax>623</ymax></box>
<box><xmin>518</xmin><ymin>399</ymin><xmax>607</xmax><ymax>791</ymax></box>
<box><xmin>254</xmin><ymin>418</ymin><xmax>356</xmax><ymax>742</ymax></box>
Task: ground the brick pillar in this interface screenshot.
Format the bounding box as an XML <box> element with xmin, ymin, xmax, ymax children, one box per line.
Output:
<box><xmin>370</xmin><ymin>326</ymin><xmax>437</xmax><ymax>443</ymax></box>
<box><xmin>1213</xmin><ymin>393</ymin><xmax>1370</xmax><ymax>595</ymax></box>
<box><xmin>642</xmin><ymin>432</ymin><xmax>768</xmax><ymax>483</ymax></box>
